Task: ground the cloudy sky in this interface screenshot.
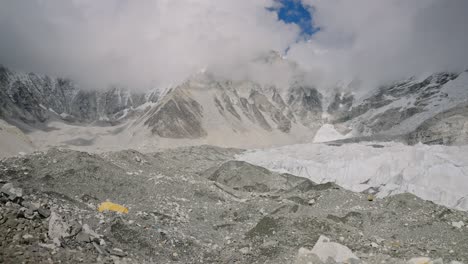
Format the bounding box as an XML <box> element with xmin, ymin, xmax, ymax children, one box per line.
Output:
<box><xmin>0</xmin><ymin>0</ymin><xmax>467</xmax><ymax>91</ymax></box>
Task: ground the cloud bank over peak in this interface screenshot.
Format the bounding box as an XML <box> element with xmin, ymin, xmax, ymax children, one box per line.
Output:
<box><xmin>0</xmin><ymin>0</ymin><xmax>299</xmax><ymax>90</ymax></box>
<box><xmin>289</xmin><ymin>0</ymin><xmax>468</xmax><ymax>89</ymax></box>
<box><xmin>0</xmin><ymin>0</ymin><xmax>467</xmax><ymax>92</ymax></box>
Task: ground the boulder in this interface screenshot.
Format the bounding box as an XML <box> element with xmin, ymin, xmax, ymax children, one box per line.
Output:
<box><xmin>1</xmin><ymin>183</ymin><xmax>23</xmax><ymax>200</ymax></box>
<box><xmin>311</xmin><ymin>235</ymin><xmax>359</xmax><ymax>263</ymax></box>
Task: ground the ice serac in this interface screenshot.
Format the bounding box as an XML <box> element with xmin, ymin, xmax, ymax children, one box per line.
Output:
<box><xmin>327</xmin><ymin>71</ymin><xmax>468</xmax><ymax>145</ymax></box>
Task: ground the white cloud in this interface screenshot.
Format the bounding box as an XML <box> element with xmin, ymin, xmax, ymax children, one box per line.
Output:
<box><xmin>1</xmin><ymin>0</ymin><xmax>467</xmax><ymax>92</ymax></box>
<box><xmin>289</xmin><ymin>0</ymin><xmax>468</xmax><ymax>90</ymax></box>
<box><xmin>0</xmin><ymin>0</ymin><xmax>299</xmax><ymax>90</ymax></box>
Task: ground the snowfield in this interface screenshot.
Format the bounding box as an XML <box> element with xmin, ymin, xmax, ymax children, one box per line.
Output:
<box><xmin>237</xmin><ymin>142</ymin><xmax>468</xmax><ymax>211</ymax></box>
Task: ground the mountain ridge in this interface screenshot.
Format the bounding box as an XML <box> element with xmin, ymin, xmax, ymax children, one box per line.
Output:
<box><xmin>1</xmin><ymin>60</ymin><xmax>467</xmax><ymax>155</ymax></box>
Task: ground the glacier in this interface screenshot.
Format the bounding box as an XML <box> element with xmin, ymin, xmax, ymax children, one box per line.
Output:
<box><xmin>237</xmin><ymin>140</ymin><xmax>468</xmax><ymax>211</ymax></box>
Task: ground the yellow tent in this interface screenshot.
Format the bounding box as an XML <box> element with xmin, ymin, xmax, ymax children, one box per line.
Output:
<box><xmin>98</xmin><ymin>201</ymin><xmax>129</xmax><ymax>214</ymax></box>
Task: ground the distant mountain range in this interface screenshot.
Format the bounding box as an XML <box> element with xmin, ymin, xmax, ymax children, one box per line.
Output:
<box><xmin>1</xmin><ymin>52</ymin><xmax>467</xmax><ymax>152</ymax></box>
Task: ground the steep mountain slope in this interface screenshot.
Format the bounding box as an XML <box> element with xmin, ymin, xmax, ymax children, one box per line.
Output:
<box><xmin>327</xmin><ymin>71</ymin><xmax>468</xmax><ymax>145</ymax></box>
<box><xmin>136</xmin><ymin>72</ymin><xmax>323</xmax><ymax>145</ymax></box>
<box><xmin>0</xmin><ymin>65</ymin><xmax>154</xmax><ymax>125</ymax></box>
<box><xmin>1</xmin><ymin>60</ymin><xmax>468</xmax><ymax>152</ymax></box>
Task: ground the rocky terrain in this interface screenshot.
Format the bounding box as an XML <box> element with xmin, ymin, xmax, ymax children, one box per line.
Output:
<box><xmin>1</xmin><ymin>145</ymin><xmax>467</xmax><ymax>263</ymax></box>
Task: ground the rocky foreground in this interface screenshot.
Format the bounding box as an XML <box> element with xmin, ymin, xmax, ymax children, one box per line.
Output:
<box><xmin>0</xmin><ymin>146</ymin><xmax>467</xmax><ymax>263</ymax></box>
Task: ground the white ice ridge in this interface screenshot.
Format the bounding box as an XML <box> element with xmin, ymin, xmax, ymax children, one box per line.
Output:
<box><xmin>237</xmin><ymin>142</ymin><xmax>468</xmax><ymax>211</ymax></box>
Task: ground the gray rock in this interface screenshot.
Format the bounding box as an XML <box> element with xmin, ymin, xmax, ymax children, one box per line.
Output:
<box><xmin>37</xmin><ymin>207</ymin><xmax>51</xmax><ymax>218</ymax></box>
<box><xmin>295</xmin><ymin>248</ymin><xmax>324</xmax><ymax>264</ymax></box>
<box><xmin>48</xmin><ymin>212</ymin><xmax>72</xmax><ymax>240</ymax></box>
<box><xmin>310</xmin><ymin>235</ymin><xmax>359</xmax><ymax>263</ymax></box>
<box><xmin>108</xmin><ymin>248</ymin><xmax>127</xmax><ymax>257</ymax></box>
<box><xmin>75</xmin><ymin>232</ymin><xmax>91</xmax><ymax>243</ymax></box>
<box><xmin>1</xmin><ymin>183</ymin><xmax>23</xmax><ymax>200</ymax></box>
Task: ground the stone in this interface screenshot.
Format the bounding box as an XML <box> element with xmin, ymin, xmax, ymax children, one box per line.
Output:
<box><xmin>38</xmin><ymin>243</ymin><xmax>57</xmax><ymax>250</ymax></box>
<box><xmin>260</xmin><ymin>240</ymin><xmax>278</xmax><ymax>249</ymax></box>
<box><xmin>21</xmin><ymin>201</ymin><xmax>39</xmax><ymax>211</ymax></box>
<box><xmin>22</xmin><ymin>234</ymin><xmax>34</xmax><ymax>240</ymax></box>
<box><xmin>1</xmin><ymin>183</ymin><xmax>23</xmax><ymax>200</ymax></box>
<box><xmin>310</xmin><ymin>235</ymin><xmax>359</xmax><ymax>263</ymax></box>
<box><xmin>75</xmin><ymin>232</ymin><xmax>91</xmax><ymax>243</ymax></box>
<box><xmin>109</xmin><ymin>248</ymin><xmax>127</xmax><ymax>257</ymax></box>
<box><xmin>37</xmin><ymin>207</ymin><xmax>51</xmax><ymax>218</ymax></box>
<box><xmin>82</xmin><ymin>224</ymin><xmax>100</xmax><ymax>240</ymax></box>
<box><xmin>48</xmin><ymin>212</ymin><xmax>71</xmax><ymax>240</ymax></box>
<box><xmin>92</xmin><ymin>242</ymin><xmax>107</xmax><ymax>255</ymax></box>
<box><xmin>53</xmin><ymin>237</ymin><xmax>61</xmax><ymax>247</ymax></box>
<box><xmin>407</xmin><ymin>257</ymin><xmax>432</xmax><ymax>264</ymax></box>
<box><xmin>294</xmin><ymin>248</ymin><xmax>324</xmax><ymax>264</ymax></box>
<box><xmin>239</xmin><ymin>247</ymin><xmax>250</xmax><ymax>254</ymax></box>
<box><xmin>23</xmin><ymin>209</ymin><xmax>36</xmax><ymax>219</ymax></box>
<box><xmin>452</xmin><ymin>221</ymin><xmax>465</xmax><ymax>229</ymax></box>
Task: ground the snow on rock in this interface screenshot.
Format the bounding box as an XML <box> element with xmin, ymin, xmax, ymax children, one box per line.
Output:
<box><xmin>237</xmin><ymin>142</ymin><xmax>468</xmax><ymax>211</ymax></box>
<box><xmin>313</xmin><ymin>124</ymin><xmax>349</xmax><ymax>143</ymax></box>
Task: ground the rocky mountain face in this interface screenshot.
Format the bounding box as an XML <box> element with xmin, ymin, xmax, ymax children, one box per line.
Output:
<box><xmin>0</xmin><ymin>61</ymin><xmax>323</xmax><ymax>146</ymax></box>
<box><xmin>140</xmin><ymin>73</ymin><xmax>323</xmax><ymax>139</ymax></box>
<box><xmin>327</xmin><ymin>71</ymin><xmax>468</xmax><ymax>145</ymax></box>
<box><xmin>1</xmin><ymin>60</ymin><xmax>468</xmax><ymax>148</ymax></box>
<box><xmin>0</xmin><ymin>65</ymin><xmax>154</xmax><ymax>125</ymax></box>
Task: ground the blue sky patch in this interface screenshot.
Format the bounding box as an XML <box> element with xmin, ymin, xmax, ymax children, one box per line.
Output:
<box><xmin>268</xmin><ymin>0</ymin><xmax>319</xmax><ymax>37</ymax></box>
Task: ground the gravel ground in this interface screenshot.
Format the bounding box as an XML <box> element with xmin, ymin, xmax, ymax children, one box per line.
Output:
<box><xmin>0</xmin><ymin>145</ymin><xmax>467</xmax><ymax>263</ymax></box>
